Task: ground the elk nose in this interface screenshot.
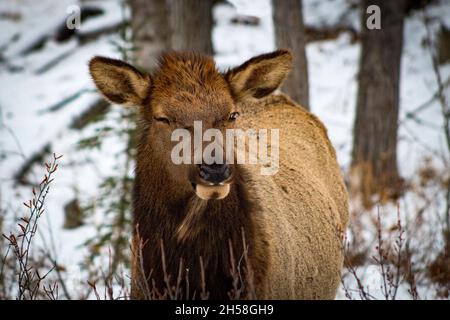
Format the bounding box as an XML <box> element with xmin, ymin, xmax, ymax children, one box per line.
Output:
<box><xmin>199</xmin><ymin>163</ymin><xmax>231</xmax><ymax>184</ymax></box>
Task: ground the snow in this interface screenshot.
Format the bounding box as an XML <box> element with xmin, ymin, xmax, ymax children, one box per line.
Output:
<box><xmin>214</xmin><ymin>0</ymin><xmax>275</xmax><ymax>69</ymax></box>
<box><xmin>0</xmin><ymin>0</ymin><xmax>449</xmax><ymax>299</ymax></box>
<box><xmin>303</xmin><ymin>0</ymin><xmax>360</xmax><ymax>30</ymax></box>
<box><xmin>78</xmin><ymin>0</ymin><xmax>125</xmax><ymax>35</ymax></box>
<box><xmin>0</xmin><ymin>0</ymin><xmax>74</xmax><ymax>58</ymax></box>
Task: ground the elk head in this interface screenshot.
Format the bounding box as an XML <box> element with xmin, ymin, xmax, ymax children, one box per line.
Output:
<box><xmin>89</xmin><ymin>50</ymin><xmax>292</xmax><ymax>200</ymax></box>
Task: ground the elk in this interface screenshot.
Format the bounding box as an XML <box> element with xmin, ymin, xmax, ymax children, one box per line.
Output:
<box><xmin>89</xmin><ymin>50</ymin><xmax>348</xmax><ymax>299</ymax></box>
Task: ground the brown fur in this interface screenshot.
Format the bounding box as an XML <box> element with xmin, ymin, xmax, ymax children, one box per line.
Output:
<box><xmin>89</xmin><ymin>50</ymin><xmax>348</xmax><ymax>299</ymax></box>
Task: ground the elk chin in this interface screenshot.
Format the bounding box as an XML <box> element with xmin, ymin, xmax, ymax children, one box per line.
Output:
<box><xmin>195</xmin><ymin>183</ymin><xmax>231</xmax><ymax>200</ymax></box>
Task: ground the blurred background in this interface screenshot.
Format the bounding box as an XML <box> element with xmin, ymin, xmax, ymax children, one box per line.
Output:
<box><xmin>0</xmin><ymin>0</ymin><xmax>449</xmax><ymax>299</ymax></box>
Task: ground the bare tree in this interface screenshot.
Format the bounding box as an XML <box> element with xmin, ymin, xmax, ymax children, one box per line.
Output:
<box><xmin>169</xmin><ymin>0</ymin><xmax>214</xmax><ymax>54</ymax></box>
<box><xmin>350</xmin><ymin>0</ymin><xmax>406</xmax><ymax>204</ymax></box>
<box><xmin>128</xmin><ymin>0</ymin><xmax>171</xmax><ymax>70</ymax></box>
<box><xmin>272</xmin><ymin>0</ymin><xmax>309</xmax><ymax>109</ymax></box>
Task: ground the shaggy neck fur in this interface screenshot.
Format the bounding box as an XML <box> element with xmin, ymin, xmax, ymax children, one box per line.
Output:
<box><xmin>132</xmin><ymin>134</ymin><xmax>268</xmax><ymax>299</ymax></box>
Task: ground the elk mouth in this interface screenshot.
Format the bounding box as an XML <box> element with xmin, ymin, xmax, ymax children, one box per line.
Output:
<box><xmin>190</xmin><ymin>176</ymin><xmax>233</xmax><ymax>200</ymax></box>
<box><xmin>193</xmin><ymin>182</ymin><xmax>231</xmax><ymax>200</ymax></box>
<box><xmin>189</xmin><ymin>164</ymin><xmax>233</xmax><ymax>200</ymax></box>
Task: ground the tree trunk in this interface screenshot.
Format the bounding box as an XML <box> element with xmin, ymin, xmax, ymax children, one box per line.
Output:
<box><xmin>272</xmin><ymin>0</ymin><xmax>309</xmax><ymax>109</ymax></box>
<box><xmin>350</xmin><ymin>0</ymin><xmax>406</xmax><ymax>205</ymax></box>
<box><xmin>169</xmin><ymin>0</ymin><xmax>214</xmax><ymax>54</ymax></box>
<box><xmin>128</xmin><ymin>0</ymin><xmax>171</xmax><ymax>70</ymax></box>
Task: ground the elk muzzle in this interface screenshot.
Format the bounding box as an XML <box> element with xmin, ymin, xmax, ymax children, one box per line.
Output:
<box><xmin>194</xmin><ymin>163</ymin><xmax>232</xmax><ymax>200</ymax></box>
<box><xmin>199</xmin><ymin>163</ymin><xmax>231</xmax><ymax>184</ymax></box>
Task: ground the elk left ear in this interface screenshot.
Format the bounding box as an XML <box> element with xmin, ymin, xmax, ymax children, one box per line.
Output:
<box><xmin>89</xmin><ymin>56</ymin><xmax>151</xmax><ymax>106</ymax></box>
<box><xmin>225</xmin><ymin>50</ymin><xmax>292</xmax><ymax>102</ymax></box>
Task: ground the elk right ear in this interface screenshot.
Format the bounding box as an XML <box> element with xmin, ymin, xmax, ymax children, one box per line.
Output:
<box><xmin>89</xmin><ymin>56</ymin><xmax>151</xmax><ymax>106</ymax></box>
<box><xmin>225</xmin><ymin>50</ymin><xmax>292</xmax><ymax>103</ymax></box>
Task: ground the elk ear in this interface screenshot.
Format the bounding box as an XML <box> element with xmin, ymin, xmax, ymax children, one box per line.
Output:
<box><xmin>225</xmin><ymin>50</ymin><xmax>292</xmax><ymax>103</ymax></box>
<box><xmin>89</xmin><ymin>56</ymin><xmax>151</xmax><ymax>106</ymax></box>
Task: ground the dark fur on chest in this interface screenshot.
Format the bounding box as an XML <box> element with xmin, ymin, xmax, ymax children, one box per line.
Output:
<box><xmin>132</xmin><ymin>167</ymin><xmax>268</xmax><ymax>299</ymax></box>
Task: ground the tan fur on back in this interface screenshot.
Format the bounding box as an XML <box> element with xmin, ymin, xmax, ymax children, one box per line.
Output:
<box><xmin>240</xmin><ymin>93</ymin><xmax>348</xmax><ymax>299</ymax></box>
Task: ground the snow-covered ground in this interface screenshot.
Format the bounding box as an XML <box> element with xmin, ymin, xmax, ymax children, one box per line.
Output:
<box><xmin>0</xmin><ymin>0</ymin><xmax>449</xmax><ymax>299</ymax></box>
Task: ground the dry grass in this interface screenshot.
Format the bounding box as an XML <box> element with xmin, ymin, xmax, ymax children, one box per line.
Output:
<box><xmin>1</xmin><ymin>154</ymin><xmax>62</xmax><ymax>300</ymax></box>
<box><xmin>342</xmin><ymin>157</ymin><xmax>450</xmax><ymax>299</ymax></box>
<box><xmin>129</xmin><ymin>227</ymin><xmax>256</xmax><ymax>300</ymax></box>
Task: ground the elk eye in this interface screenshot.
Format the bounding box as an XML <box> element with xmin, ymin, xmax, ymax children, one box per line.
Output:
<box><xmin>155</xmin><ymin>117</ymin><xmax>170</xmax><ymax>125</ymax></box>
<box><xmin>228</xmin><ymin>112</ymin><xmax>240</xmax><ymax>122</ymax></box>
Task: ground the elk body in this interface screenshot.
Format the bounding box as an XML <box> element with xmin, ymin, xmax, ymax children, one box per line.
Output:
<box><xmin>89</xmin><ymin>50</ymin><xmax>348</xmax><ymax>299</ymax></box>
